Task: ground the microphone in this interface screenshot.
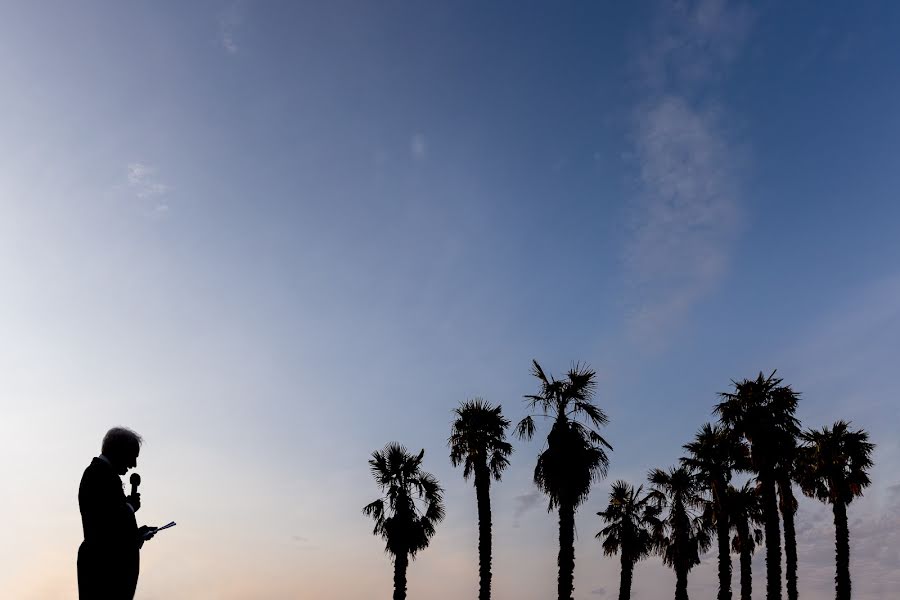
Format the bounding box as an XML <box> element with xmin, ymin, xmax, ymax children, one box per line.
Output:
<box><xmin>130</xmin><ymin>472</ymin><xmax>141</xmax><ymax>496</ymax></box>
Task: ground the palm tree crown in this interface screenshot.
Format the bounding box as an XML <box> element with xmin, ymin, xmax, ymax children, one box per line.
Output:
<box><xmin>714</xmin><ymin>372</ymin><xmax>800</xmax><ymax>474</ymax></box>
<box><xmin>516</xmin><ymin>360</ymin><xmax>612</xmax><ymax>510</ymax></box>
<box><xmin>597</xmin><ymin>481</ymin><xmax>660</xmax><ymax>561</ymax></box>
<box><xmin>449</xmin><ymin>398</ymin><xmax>513</xmax><ymax>482</ymax></box>
<box><xmin>797</xmin><ymin>420</ymin><xmax>874</xmax><ymax>506</ymax></box>
<box><xmin>681</xmin><ymin>423</ymin><xmax>741</xmax><ymax>499</ymax></box>
<box><xmin>727</xmin><ymin>481</ymin><xmax>764</xmax><ymax>558</ymax></box>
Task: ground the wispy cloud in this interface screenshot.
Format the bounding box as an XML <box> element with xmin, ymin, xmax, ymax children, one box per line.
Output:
<box><xmin>411</xmin><ymin>133</ymin><xmax>427</xmax><ymax>161</ymax></box>
<box><xmin>127</xmin><ymin>162</ymin><xmax>170</xmax><ymax>214</ymax></box>
<box><xmin>218</xmin><ymin>3</ymin><xmax>243</xmax><ymax>55</ymax></box>
<box><xmin>625</xmin><ymin>0</ymin><xmax>752</xmax><ymax>348</ymax></box>
<box><xmin>511</xmin><ymin>491</ymin><xmax>542</xmax><ymax>528</ymax></box>
<box><xmin>636</xmin><ymin>0</ymin><xmax>752</xmax><ymax>90</ymax></box>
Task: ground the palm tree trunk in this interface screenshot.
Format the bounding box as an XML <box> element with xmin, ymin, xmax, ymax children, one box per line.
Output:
<box><xmin>618</xmin><ymin>554</ymin><xmax>633</xmax><ymax>600</ymax></box>
<box><xmin>736</xmin><ymin>524</ymin><xmax>753</xmax><ymax>600</ymax></box>
<box><xmin>715</xmin><ymin>491</ymin><xmax>732</xmax><ymax>600</ymax></box>
<box><xmin>675</xmin><ymin>564</ymin><xmax>689</xmax><ymax>600</ymax></box>
<box><xmin>474</xmin><ymin>466</ymin><xmax>492</xmax><ymax>600</ymax></box>
<box><xmin>778</xmin><ymin>479</ymin><xmax>798</xmax><ymax>600</ymax></box>
<box><xmin>833</xmin><ymin>500</ymin><xmax>850</xmax><ymax>600</ymax></box>
<box><xmin>674</xmin><ymin>502</ymin><xmax>690</xmax><ymax>600</ymax></box>
<box><xmin>760</xmin><ymin>473</ymin><xmax>782</xmax><ymax>600</ymax></box>
<box><xmin>393</xmin><ymin>551</ymin><xmax>409</xmax><ymax>600</ymax></box>
<box><xmin>557</xmin><ymin>501</ymin><xmax>576</xmax><ymax>600</ymax></box>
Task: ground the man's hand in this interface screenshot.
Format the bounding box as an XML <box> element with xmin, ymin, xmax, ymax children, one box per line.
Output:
<box><xmin>126</xmin><ymin>492</ymin><xmax>141</xmax><ymax>512</ymax></box>
<box><xmin>137</xmin><ymin>525</ymin><xmax>156</xmax><ymax>549</ymax></box>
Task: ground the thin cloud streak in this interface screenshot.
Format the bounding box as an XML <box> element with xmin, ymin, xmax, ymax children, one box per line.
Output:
<box><xmin>511</xmin><ymin>491</ymin><xmax>542</xmax><ymax>528</ymax></box>
<box><xmin>411</xmin><ymin>132</ymin><xmax>427</xmax><ymax>161</ymax></box>
<box><xmin>625</xmin><ymin>0</ymin><xmax>751</xmax><ymax>348</ymax></box>
<box><xmin>218</xmin><ymin>3</ymin><xmax>242</xmax><ymax>55</ymax></box>
<box><xmin>127</xmin><ymin>162</ymin><xmax>169</xmax><ymax>198</ymax></box>
<box><xmin>627</xmin><ymin>97</ymin><xmax>738</xmax><ymax>344</ymax></box>
<box><xmin>126</xmin><ymin>162</ymin><xmax>171</xmax><ymax>215</ymax></box>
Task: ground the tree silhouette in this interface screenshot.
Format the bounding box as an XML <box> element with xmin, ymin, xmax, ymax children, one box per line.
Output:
<box><xmin>648</xmin><ymin>466</ymin><xmax>711</xmax><ymax>600</ymax></box>
<box><xmin>681</xmin><ymin>423</ymin><xmax>741</xmax><ymax>600</ymax></box>
<box><xmin>728</xmin><ymin>481</ymin><xmax>764</xmax><ymax>600</ymax></box>
<box><xmin>715</xmin><ymin>372</ymin><xmax>799</xmax><ymax>600</ymax></box>
<box><xmin>596</xmin><ymin>481</ymin><xmax>661</xmax><ymax>600</ymax></box>
<box><xmin>515</xmin><ymin>360</ymin><xmax>612</xmax><ymax>600</ymax></box>
<box><xmin>797</xmin><ymin>421</ymin><xmax>874</xmax><ymax>600</ymax></box>
<box><xmin>449</xmin><ymin>399</ymin><xmax>513</xmax><ymax>600</ymax></box>
<box><xmin>363</xmin><ymin>443</ymin><xmax>446</xmax><ymax>600</ymax></box>
<box><xmin>776</xmin><ymin>438</ymin><xmax>800</xmax><ymax>600</ymax></box>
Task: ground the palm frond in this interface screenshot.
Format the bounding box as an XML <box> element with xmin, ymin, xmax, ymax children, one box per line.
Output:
<box><xmin>515</xmin><ymin>415</ymin><xmax>536</xmax><ymax>440</ymax></box>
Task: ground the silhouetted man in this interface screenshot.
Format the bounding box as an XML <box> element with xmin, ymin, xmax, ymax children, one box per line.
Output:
<box><xmin>78</xmin><ymin>427</ymin><xmax>155</xmax><ymax>599</ymax></box>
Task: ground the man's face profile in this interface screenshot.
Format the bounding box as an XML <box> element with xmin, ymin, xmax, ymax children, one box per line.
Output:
<box><xmin>111</xmin><ymin>450</ymin><xmax>138</xmax><ymax>476</ymax></box>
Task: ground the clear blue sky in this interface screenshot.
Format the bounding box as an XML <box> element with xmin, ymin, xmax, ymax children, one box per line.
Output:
<box><xmin>2</xmin><ymin>1</ymin><xmax>899</xmax><ymax>598</ymax></box>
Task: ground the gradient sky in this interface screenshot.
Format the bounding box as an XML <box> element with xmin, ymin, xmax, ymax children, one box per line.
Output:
<box><xmin>2</xmin><ymin>1</ymin><xmax>899</xmax><ymax>598</ymax></box>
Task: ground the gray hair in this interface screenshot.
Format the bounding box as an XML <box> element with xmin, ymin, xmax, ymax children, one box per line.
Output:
<box><xmin>101</xmin><ymin>427</ymin><xmax>143</xmax><ymax>459</ymax></box>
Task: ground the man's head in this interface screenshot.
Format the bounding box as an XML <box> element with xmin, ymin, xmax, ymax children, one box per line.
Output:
<box><xmin>101</xmin><ymin>427</ymin><xmax>143</xmax><ymax>475</ymax></box>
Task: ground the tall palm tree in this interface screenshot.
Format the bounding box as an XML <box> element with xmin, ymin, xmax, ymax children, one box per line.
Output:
<box><xmin>681</xmin><ymin>423</ymin><xmax>740</xmax><ymax>600</ymax></box>
<box><xmin>363</xmin><ymin>443</ymin><xmax>446</xmax><ymax>600</ymax></box>
<box><xmin>728</xmin><ymin>481</ymin><xmax>764</xmax><ymax>600</ymax></box>
<box><xmin>648</xmin><ymin>466</ymin><xmax>711</xmax><ymax>600</ymax></box>
<box><xmin>596</xmin><ymin>481</ymin><xmax>661</xmax><ymax>600</ymax></box>
<box><xmin>515</xmin><ymin>360</ymin><xmax>612</xmax><ymax>600</ymax></box>
<box><xmin>715</xmin><ymin>371</ymin><xmax>800</xmax><ymax>600</ymax></box>
<box><xmin>448</xmin><ymin>399</ymin><xmax>513</xmax><ymax>600</ymax></box>
<box><xmin>797</xmin><ymin>421</ymin><xmax>874</xmax><ymax>600</ymax></box>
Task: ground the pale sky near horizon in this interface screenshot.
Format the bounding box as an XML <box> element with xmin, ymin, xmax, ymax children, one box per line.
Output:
<box><xmin>2</xmin><ymin>1</ymin><xmax>900</xmax><ymax>598</ymax></box>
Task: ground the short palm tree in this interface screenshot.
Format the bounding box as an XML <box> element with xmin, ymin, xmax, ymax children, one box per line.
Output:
<box><xmin>648</xmin><ymin>466</ymin><xmax>711</xmax><ymax>600</ymax></box>
<box><xmin>715</xmin><ymin>371</ymin><xmax>800</xmax><ymax>600</ymax></box>
<box><xmin>596</xmin><ymin>481</ymin><xmax>661</xmax><ymax>600</ymax></box>
<box><xmin>363</xmin><ymin>443</ymin><xmax>446</xmax><ymax>600</ymax></box>
<box><xmin>681</xmin><ymin>423</ymin><xmax>740</xmax><ymax>600</ymax></box>
<box><xmin>797</xmin><ymin>421</ymin><xmax>874</xmax><ymax>600</ymax></box>
<box><xmin>728</xmin><ymin>481</ymin><xmax>764</xmax><ymax>600</ymax></box>
<box><xmin>448</xmin><ymin>399</ymin><xmax>513</xmax><ymax>600</ymax></box>
<box><xmin>516</xmin><ymin>360</ymin><xmax>612</xmax><ymax>600</ymax></box>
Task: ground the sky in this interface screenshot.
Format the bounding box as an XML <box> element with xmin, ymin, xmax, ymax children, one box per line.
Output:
<box><xmin>1</xmin><ymin>0</ymin><xmax>899</xmax><ymax>598</ymax></box>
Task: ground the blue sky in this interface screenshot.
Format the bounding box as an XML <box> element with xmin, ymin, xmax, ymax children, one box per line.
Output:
<box><xmin>1</xmin><ymin>1</ymin><xmax>899</xmax><ymax>598</ymax></box>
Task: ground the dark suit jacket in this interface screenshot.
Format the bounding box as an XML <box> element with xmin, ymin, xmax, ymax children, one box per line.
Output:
<box><xmin>77</xmin><ymin>457</ymin><xmax>141</xmax><ymax>599</ymax></box>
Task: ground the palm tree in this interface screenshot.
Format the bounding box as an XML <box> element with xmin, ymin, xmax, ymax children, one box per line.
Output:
<box><xmin>797</xmin><ymin>421</ymin><xmax>874</xmax><ymax>600</ymax></box>
<box><xmin>715</xmin><ymin>371</ymin><xmax>800</xmax><ymax>600</ymax></box>
<box><xmin>515</xmin><ymin>360</ymin><xmax>612</xmax><ymax>600</ymax></box>
<box><xmin>681</xmin><ymin>423</ymin><xmax>740</xmax><ymax>600</ymax></box>
<box><xmin>728</xmin><ymin>481</ymin><xmax>764</xmax><ymax>600</ymax></box>
<box><xmin>648</xmin><ymin>466</ymin><xmax>711</xmax><ymax>600</ymax></box>
<box><xmin>363</xmin><ymin>443</ymin><xmax>446</xmax><ymax>600</ymax></box>
<box><xmin>596</xmin><ymin>481</ymin><xmax>661</xmax><ymax>600</ymax></box>
<box><xmin>448</xmin><ymin>399</ymin><xmax>513</xmax><ymax>600</ymax></box>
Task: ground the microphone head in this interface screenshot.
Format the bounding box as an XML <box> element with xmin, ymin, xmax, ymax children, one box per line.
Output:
<box><xmin>130</xmin><ymin>473</ymin><xmax>141</xmax><ymax>487</ymax></box>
